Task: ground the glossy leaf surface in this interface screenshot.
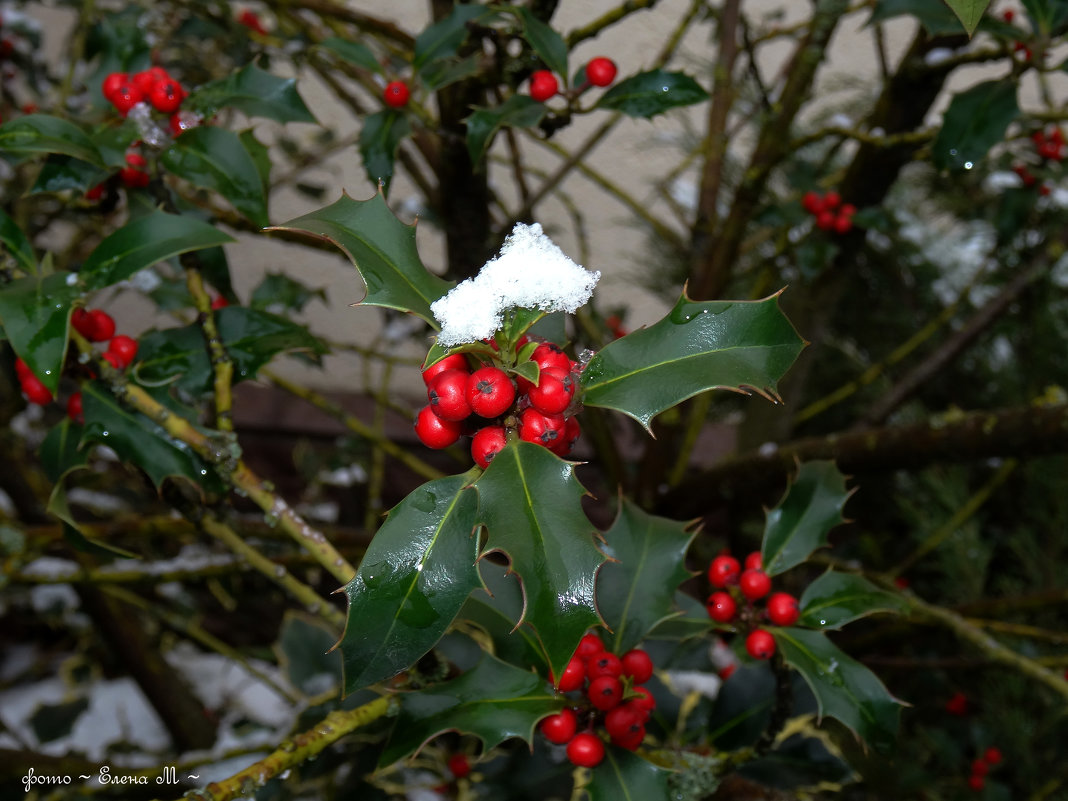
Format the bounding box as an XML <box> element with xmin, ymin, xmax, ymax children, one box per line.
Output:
<box><xmin>378</xmin><ymin>653</ymin><xmax>562</xmax><ymax>767</ymax></box>
<box><xmin>80</xmin><ymin>210</ymin><xmax>234</xmax><ymax>291</ymax></box>
<box><xmin>798</xmin><ymin>570</ymin><xmax>907</xmax><ymax>630</ymax></box>
<box><xmin>162</xmin><ymin>126</ymin><xmax>269</xmax><ymax>227</ymax></box>
<box><xmin>413</xmin><ymin>4</ymin><xmax>493</xmax><ymax>72</ymax></box>
<box><xmin>580</xmin><ymin>292</ymin><xmax>805</xmax><ymax>430</ymax></box>
<box><xmin>587</xmin><ymin>747</ymin><xmax>673</xmax><ymax>801</ymax></box>
<box><xmin>474</xmin><ymin>441</ymin><xmax>605</xmax><ymax>683</ymax></box>
<box><xmin>359</xmin><ymin>110</ymin><xmax>411</xmax><ymax>191</ymax></box>
<box><xmin>270</xmin><ymin>193</ymin><xmax>452</xmax><ymax>325</ymax></box>
<box><xmin>339</xmin><ymin>471</ymin><xmax>482</xmax><ymax>693</ymax></box>
<box><xmin>0</xmin><ymin>271</ymin><xmax>79</xmax><ymax>395</ymax></box>
<box><xmin>40</xmin><ymin>418</ymin><xmax>87</xmax><ymax>484</ymax></box>
<box><xmin>0</xmin><ymin>208</ymin><xmax>36</xmax><ymax>274</ymax></box>
<box><xmin>943</xmin><ymin>0</ymin><xmax>990</xmax><ymax>34</ymax></box>
<box><xmin>773</xmin><ymin>627</ymin><xmax>901</xmax><ymax>752</ymax></box>
<box><xmin>187</xmin><ymin>62</ymin><xmax>316</xmax><ymax>123</ymax></box>
<box><xmin>595</xmin><ymin>69</ymin><xmax>708</xmax><ymax>118</ymax></box>
<box><xmin>598</xmin><ymin>499</ymin><xmax>697</xmax><ymax>654</ymax></box>
<box><xmin>465</xmin><ymin>95</ymin><xmax>547</xmax><ymax>165</ymax></box>
<box><xmin>868</xmin><ymin>0</ymin><xmax>968</xmax><ymax>34</ymax></box>
<box><xmin>761</xmin><ymin>461</ymin><xmax>851</xmax><ymax>577</ymax></box>
<box><xmin>0</xmin><ymin>114</ymin><xmax>104</xmax><ymax>166</ymax></box>
<box><xmin>458</xmin><ymin>563</ymin><xmax>550</xmax><ymax>675</ymax></box>
<box><xmin>30</xmin><ymin>155</ymin><xmax>109</xmax><ymax>195</ymax></box>
<box><xmin>516</xmin><ymin>8</ymin><xmax>568</xmax><ymax>83</ymax></box>
<box><xmin>932</xmin><ymin>80</ymin><xmax>1018</xmax><ymax>171</ymax></box>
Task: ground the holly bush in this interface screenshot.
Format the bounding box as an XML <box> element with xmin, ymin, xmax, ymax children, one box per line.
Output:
<box><xmin>2</xmin><ymin>1</ymin><xmax>1067</xmax><ymax>799</ymax></box>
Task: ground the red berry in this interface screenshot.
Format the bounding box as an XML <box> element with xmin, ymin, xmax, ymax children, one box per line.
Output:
<box><xmin>423</xmin><ymin>352</ymin><xmax>468</xmax><ymax>385</ymax></box>
<box><xmin>587</xmin><ymin>652</ymin><xmax>623</xmax><ymax>680</ymax></box>
<box><xmin>839</xmin><ymin>203</ymin><xmax>857</xmax><ymax>218</ymax></box>
<box><xmin>566</xmin><ymin>732</ymin><xmax>605</xmax><ymax>768</ymax></box>
<box><xmin>169</xmin><ymin>111</ymin><xmax>199</xmax><ymax>137</ymax></box>
<box><xmin>466</xmin><ymin>366</ymin><xmax>515</xmax><ymax>418</ymax></box>
<box><xmin>833</xmin><ymin>214</ymin><xmax>853</xmax><ymax>235</ymax></box>
<box><xmin>706</xmin><ymin>591</ymin><xmax>736</xmax><ymax>623</ymax></box>
<box><xmin>383</xmin><ymin>80</ymin><xmax>410</xmax><ymax>108</ymax></box>
<box><xmin>744</xmin><ymin>551</ymin><xmax>762</xmax><ymax>570</ymax></box>
<box><xmin>67</xmin><ymin>391</ymin><xmax>84</xmax><ymax>423</ymax></box>
<box><xmin>604</xmin><ymin>704</ymin><xmax>640</xmax><ymax>741</ymax></box>
<box><xmin>149</xmin><ymin>79</ymin><xmax>185</xmax><ymax>114</ymax></box>
<box><xmin>983</xmin><ymin>747</ymin><xmax>1002</xmax><ymax>765</ymax></box>
<box><xmin>414</xmin><ymin>405</ymin><xmax>462</xmax><ymax>449</ymax></box>
<box><xmin>21</xmin><ymin>373</ymin><xmax>53</xmax><ymax>405</ymax></box>
<box><xmin>71</xmin><ymin>307</ymin><xmax>95</xmax><ymax>339</ymax></box>
<box><xmin>707</xmin><ymin>555</ymin><xmax>741</xmax><ymax>588</ymax></box>
<box><xmin>211</xmin><ymin>294</ymin><xmax>229</xmax><ymax>310</ymax></box>
<box><xmin>106</xmin><ymin>335</ymin><xmax>139</xmax><ymax>368</ymax></box>
<box><xmin>1003</xmin><ymin>9</ymin><xmax>1015</xmax><ymax>21</ymax></box>
<box><xmin>739</xmin><ymin>568</ymin><xmax>772</xmax><ymax>601</ymax></box>
<box><xmin>586</xmin><ymin>57</ymin><xmax>617</xmax><ymax>88</ymax></box>
<box><xmin>576</xmin><ymin>632</ymin><xmax>604</xmax><ymax>660</ymax></box>
<box><xmin>587</xmin><ymin>675</ymin><xmax>622</xmax><ymax>710</ymax></box>
<box><xmin>85</xmin><ymin>183</ymin><xmax>106</xmax><ymax>201</ymax></box>
<box><xmin>556</xmin><ymin>655</ymin><xmax>586</xmax><ymax>692</ymax></box>
<box><xmin>14</xmin><ymin>357</ymin><xmax>32</xmax><ymax>379</ymax></box>
<box><xmin>766</xmin><ymin>592</ymin><xmax>800</xmax><ymax>626</ymax></box>
<box><xmin>110</xmin><ymin>83</ymin><xmax>144</xmax><ymax>116</ymax></box>
<box><xmin>945</xmin><ymin>691</ymin><xmax>969</xmax><ymax>716</ymax></box>
<box><xmin>967</xmin><ymin>775</ymin><xmax>984</xmax><ymax>792</ymax></box>
<box><xmin>628</xmin><ymin>686</ymin><xmax>656</xmax><ymax>712</ymax></box>
<box><xmin>448</xmin><ymin>754</ymin><xmax>471</xmax><ymax>779</ymax></box>
<box><xmin>612</xmin><ymin>723</ymin><xmax>645</xmax><ymax>751</ymax></box>
<box><xmin>428</xmin><ymin>368</ymin><xmax>472</xmax><ymax>421</ymax></box>
<box><xmin>971</xmin><ymin>759</ymin><xmax>988</xmax><ymax>777</ymax></box>
<box><xmin>540</xmin><ymin>708</ymin><xmax>577</xmax><ymax>744</ymax></box>
<box><xmin>823</xmin><ymin>191</ymin><xmax>841</xmax><ymax>209</ymax></box>
<box><xmin>745</xmin><ymin>629</ymin><xmax>776</xmax><ymax>660</ymax></box>
<box><xmin>815</xmin><ymin>210</ymin><xmax>836</xmax><ymax>230</ymax></box>
<box><xmin>237</xmin><ymin>8</ymin><xmax>268</xmax><ymax>34</ymax></box>
<box><xmin>130</xmin><ymin>68</ymin><xmax>162</xmax><ymax>95</ymax></box>
<box><xmin>802</xmin><ymin>191</ymin><xmax>824</xmax><ymax>214</ymax></box>
<box><xmin>519</xmin><ymin>407</ymin><xmax>566</xmax><ymax>448</ymax></box>
<box><xmin>102</xmin><ymin>72</ymin><xmax>127</xmax><ymax>102</ymax></box>
<box><xmin>719</xmin><ymin>663</ymin><xmax>737</xmax><ymax>681</ymax></box>
<box><xmin>621</xmin><ymin>649</ymin><xmax>654</xmax><ymax>684</ymax></box>
<box><xmin>527</xmin><ymin>366</ymin><xmax>575</xmax><ymax>415</ymax></box>
<box><xmin>529</xmin><ymin>70</ymin><xmax>558</xmax><ymax>103</ymax></box>
<box><xmin>549</xmin><ymin>415</ymin><xmax>581</xmax><ymax>457</ymax></box>
<box><xmin>87</xmin><ymin>309</ymin><xmax>116</xmax><ymax>342</ymax></box>
<box><xmin>531</xmin><ymin>342</ymin><xmax>572</xmax><ymax>373</ymax></box>
<box><xmin>471</xmin><ymin>425</ymin><xmax>507</xmax><ymax>469</ymax></box>
<box><xmin>102</xmin><ymin>350</ymin><xmax>123</xmax><ymax>369</ymax></box>
<box><xmin>120</xmin><ymin>167</ymin><xmax>150</xmax><ymax>188</ymax></box>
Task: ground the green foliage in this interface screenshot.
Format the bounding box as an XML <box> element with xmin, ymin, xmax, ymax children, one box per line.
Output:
<box><xmin>932</xmin><ymin>81</ymin><xmax>1019</xmax><ymax>172</ymax></box>
<box><xmin>595</xmin><ymin>70</ymin><xmax>709</xmax><ymax>118</ymax></box>
<box><xmin>942</xmin><ymin>0</ymin><xmax>992</xmax><ymax>35</ymax></box>
<box><xmin>0</xmin><ymin>114</ymin><xmax>104</xmax><ymax>166</ymax></box>
<box><xmin>186</xmin><ymin>62</ymin><xmax>316</xmax><ymax>124</ymax></box>
<box><xmin>0</xmin><ymin>271</ymin><xmax>77</xmax><ymax>394</ymax></box>
<box><xmin>586</xmin><ymin>747</ymin><xmax>674</xmax><ymax>800</ymax></box>
<box><xmin>358</xmin><ymin>110</ymin><xmax>411</xmax><ymax>191</ymax></box>
<box><xmin>798</xmin><ymin>571</ymin><xmax>908</xmax><ymax>630</ymax></box>
<box><xmin>465</xmin><ymin>95</ymin><xmax>548</xmax><ymax>165</ymax></box>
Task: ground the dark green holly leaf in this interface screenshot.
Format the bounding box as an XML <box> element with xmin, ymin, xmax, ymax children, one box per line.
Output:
<box><xmin>319</xmin><ymin>37</ymin><xmax>381</xmax><ymax>72</ymax></box>
<box><xmin>474</xmin><ymin>441</ymin><xmax>606</xmax><ymax>683</ymax></box>
<box><xmin>598</xmin><ymin>499</ymin><xmax>698</xmax><ymax>654</ymax></box>
<box><xmin>79</xmin><ymin>210</ymin><xmax>234</xmax><ymax>291</ymax></box>
<box><xmin>458</xmin><ymin>562</ymin><xmax>550</xmax><ymax>675</ymax></box>
<box><xmin>413</xmin><ymin>4</ymin><xmax>496</xmax><ymax>74</ymax></box>
<box><xmin>942</xmin><ymin>0</ymin><xmax>990</xmax><ymax>34</ymax></box>
<box><xmin>799</xmin><ymin>570</ymin><xmax>907</xmax><ymax>630</ymax></box>
<box><xmin>161</xmin><ymin>126</ymin><xmax>269</xmax><ymax>227</ymax></box>
<box><xmin>339</xmin><ymin>471</ymin><xmax>482</xmax><ymax>693</ymax></box>
<box><xmin>134</xmin><ymin>306</ymin><xmax>328</xmax><ymax>394</ymax></box>
<box><xmin>738</xmin><ymin>733</ymin><xmax>856</xmax><ymax>790</ymax></box>
<box><xmin>0</xmin><ymin>114</ymin><xmax>104</xmax><ymax>166</ymax></box>
<box><xmin>516</xmin><ymin>8</ymin><xmax>568</xmax><ymax>84</ymax></box>
<box><xmin>79</xmin><ymin>381</ymin><xmax>224</xmax><ymax>493</ymax></box>
<box><xmin>867</xmin><ymin>0</ymin><xmax>967</xmax><ymax>35</ymax></box>
<box><xmin>276</xmin><ymin>613</ymin><xmax>343</xmax><ymax>695</ymax></box>
<box><xmin>30</xmin><ymin>698</ymin><xmax>89</xmax><ymax>744</ymax></box>
<box><xmin>646</xmin><ymin>591</ymin><xmax>714</xmax><ymax>641</ymax></box>
<box><xmin>0</xmin><ymin>208</ymin><xmax>36</xmax><ymax>273</ymax></box>
<box><xmin>29</xmin><ymin>154</ymin><xmax>109</xmax><ymax>195</ymax></box>
<box><xmin>250</xmin><ymin>272</ymin><xmax>327</xmax><ymax>314</ymax></box>
<box><xmin>579</xmin><ymin>292</ymin><xmax>805</xmax><ymax>431</ymax></box>
<box><xmin>186</xmin><ymin>62</ymin><xmax>316</xmax><ymax>124</ymax></box>
<box><xmin>40</xmin><ymin>418</ymin><xmax>88</xmax><ymax>484</ymax></box>
<box><xmin>773</xmin><ymin>627</ymin><xmax>902</xmax><ymax>752</ymax></box>
<box><xmin>587</xmin><ymin>747</ymin><xmax>673</xmax><ymax>801</ymax></box>
<box><xmin>47</xmin><ymin>478</ymin><xmax>137</xmax><ymax>559</ymax></box>
<box><xmin>706</xmin><ymin>663</ymin><xmax>776</xmax><ymax>749</ymax></box>
<box><xmin>0</xmin><ymin>271</ymin><xmax>79</xmax><ymax>395</ymax></box>
<box><xmin>378</xmin><ymin>653</ymin><xmax>562</xmax><ymax>767</ymax></box>
<box><xmin>421</xmin><ymin>54</ymin><xmax>483</xmax><ymax>92</ymax></box>
<box><xmin>932</xmin><ymin>80</ymin><xmax>1018</xmax><ymax>172</ymax></box>
<box><xmin>91</xmin><ymin>121</ymin><xmax>141</xmax><ymax>168</ymax></box>
<box><xmin>761</xmin><ymin>461</ymin><xmax>851</xmax><ymax>577</ymax></box>
<box><xmin>465</xmin><ymin>94</ymin><xmax>547</xmax><ymax>165</ymax></box>
<box><xmin>270</xmin><ymin>193</ymin><xmax>452</xmax><ymax>326</ymax></box>
<box><xmin>1023</xmin><ymin>0</ymin><xmax>1068</xmax><ymax>34</ymax></box>
<box><xmin>359</xmin><ymin>109</ymin><xmax>411</xmax><ymax>192</ymax></box>
<box><xmin>595</xmin><ymin>70</ymin><xmax>708</xmax><ymax>118</ymax></box>
<box><xmin>239</xmin><ymin>129</ymin><xmax>272</xmax><ymax>197</ymax></box>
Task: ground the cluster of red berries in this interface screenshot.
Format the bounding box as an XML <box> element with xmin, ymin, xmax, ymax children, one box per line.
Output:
<box><xmin>967</xmin><ymin>746</ymin><xmax>1002</xmax><ymax>792</ymax></box>
<box><xmin>415</xmin><ymin>340</ymin><xmax>581</xmax><ymax>466</ymax></box>
<box><xmin>1002</xmin><ymin>10</ymin><xmax>1036</xmax><ymax>62</ymax></box>
<box><xmin>539</xmin><ymin>633</ymin><xmax>657</xmax><ymax>767</ymax></box>
<box><xmin>101</xmin><ymin>67</ymin><xmax>195</xmax><ymax>137</ymax></box>
<box><xmin>706</xmin><ymin>551</ymin><xmax>799</xmax><ymax>661</ymax></box>
<box><xmin>802</xmin><ymin>190</ymin><xmax>857</xmax><ymax>234</ymax></box>
<box><xmin>528</xmin><ymin>57</ymin><xmax>618</xmax><ymax>103</ymax></box>
<box><xmin>1009</xmin><ymin>162</ymin><xmax>1051</xmax><ymax>195</ymax></box>
<box><xmin>1032</xmin><ymin>127</ymin><xmax>1064</xmax><ymax>161</ymax></box>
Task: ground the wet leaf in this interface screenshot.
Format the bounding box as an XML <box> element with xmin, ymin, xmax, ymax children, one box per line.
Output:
<box><xmin>932</xmin><ymin>80</ymin><xmax>1018</xmax><ymax>172</ymax></box>
<box><xmin>798</xmin><ymin>570</ymin><xmax>907</xmax><ymax>630</ymax></box>
<box><xmin>413</xmin><ymin>5</ymin><xmax>496</xmax><ymax>73</ymax></box>
<box><xmin>186</xmin><ymin>62</ymin><xmax>316</xmax><ymax>124</ymax></box>
<box><xmin>942</xmin><ymin>0</ymin><xmax>990</xmax><ymax>35</ymax></box>
<box><xmin>586</xmin><ymin>747</ymin><xmax>673</xmax><ymax>801</ymax></box>
<box><xmin>0</xmin><ymin>271</ymin><xmax>79</xmax><ymax>395</ymax></box>
<box><xmin>458</xmin><ymin>562</ymin><xmax>550</xmax><ymax>675</ymax></box>
<box><xmin>465</xmin><ymin>94</ymin><xmax>547</xmax><ymax>166</ymax></box>
<box><xmin>515</xmin><ymin>8</ymin><xmax>568</xmax><ymax>83</ymax></box>
<box><xmin>868</xmin><ymin>0</ymin><xmax>967</xmax><ymax>35</ymax></box>
<box><xmin>319</xmin><ymin>37</ymin><xmax>381</xmax><ymax>72</ymax></box>
<box><xmin>595</xmin><ymin>69</ymin><xmax>708</xmax><ymax>118</ymax></box>
<box><xmin>359</xmin><ymin>109</ymin><xmax>411</xmax><ymax>192</ymax></box>
<box><xmin>0</xmin><ymin>114</ymin><xmax>104</xmax><ymax>166</ymax></box>
<box><xmin>0</xmin><ymin>208</ymin><xmax>36</xmax><ymax>273</ymax></box>
<box><xmin>40</xmin><ymin>418</ymin><xmax>88</xmax><ymax>483</ymax></box>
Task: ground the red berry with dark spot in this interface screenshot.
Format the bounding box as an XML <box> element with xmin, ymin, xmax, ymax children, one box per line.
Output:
<box><xmin>706</xmin><ymin>591</ymin><xmax>736</xmax><ymax>623</ymax></box>
<box><xmin>621</xmin><ymin>649</ymin><xmax>654</xmax><ymax>684</ymax></box>
<box><xmin>87</xmin><ymin>310</ymin><xmax>116</xmax><ymax>342</ymax></box>
<box><xmin>708</xmin><ymin>555</ymin><xmax>741</xmax><ymax>588</ymax></box>
<box><xmin>71</xmin><ymin>307</ymin><xmax>95</xmax><ymax>339</ymax></box>
<box><xmin>576</xmin><ymin>632</ymin><xmax>604</xmax><ymax>660</ymax></box>
<box><xmin>586</xmin><ymin>57</ymin><xmax>617</xmax><ymax>87</ymax></box>
<box><xmin>529</xmin><ymin>70</ymin><xmax>558</xmax><ymax>102</ymax></box>
<box><xmin>587</xmin><ymin>675</ymin><xmax>622</xmax><ymax>711</ymax></box>
<box><xmin>428</xmin><ymin>368</ymin><xmax>472</xmax><ymax>421</ymax></box>
<box><xmin>519</xmin><ymin>407</ymin><xmax>566</xmax><ymax>448</ymax></box>
<box><xmin>527</xmin><ymin>366</ymin><xmax>574</xmax><ymax>415</ymax></box>
<box><xmin>110</xmin><ymin>82</ymin><xmax>145</xmax><ymax>115</ymax></box>
<box><xmin>549</xmin><ymin>415</ymin><xmax>581</xmax><ymax>457</ymax></box>
<box><xmin>67</xmin><ymin>391</ymin><xmax>84</xmax><ymax>423</ymax></box>
<box><xmin>414</xmin><ymin>404</ymin><xmax>462</xmax><ymax>449</ymax></box>
<box><xmin>629</xmin><ymin>685</ymin><xmax>656</xmax><ymax>712</ymax></box>
<box><xmin>540</xmin><ymin>708</ymin><xmax>577</xmax><ymax>744</ymax></box>
<box><xmin>422</xmin><ymin>352</ymin><xmax>468</xmax><ymax>385</ymax></box>
<box><xmin>471</xmin><ymin>425</ymin><xmax>507</xmax><ymax>469</ymax></box>
<box><xmin>466</xmin><ymin>366</ymin><xmax>515</xmax><ymax>418</ymax></box>
<box><xmin>383</xmin><ymin>80</ymin><xmax>410</xmax><ymax>108</ymax></box>
<box><xmin>556</xmin><ymin>655</ymin><xmax>586</xmax><ymax>692</ymax></box>
<box><xmin>106</xmin><ymin>335</ymin><xmax>139</xmax><ymax>368</ymax></box>
<box><xmin>531</xmin><ymin>342</ymin><xmax>571</xmax><ymax>373</ymax></box>
<box><xmin>448</xmin><ymin>754</ymin><xmax>471</xmax><ymax>779</ymax></box>
<box><xmin>21</xmin><ymin>373</ymin><xmax>52</xmax><ymax>405</ymax></box>
<box><xmin>102</xmin><ymin>72</ymin><xmax>127</xmax><ymax>102</ymax></box>
<box><xmin>739</xmin><ymin>568</ymin><xmax>772</xmax><ymax>601</ymax></box>
<box><xmin>149</xmin><ymin>78</ymin><xmax>185</xmax><ymax>113</ymax></box>
<box><xmin>120</xmin><ymin>166</ymin><xmax>150</xmax><ymax>188</ymax></box>
<box><xmin>745</xmin><ymin>629</ymin><xmax>776</xmax><ymax>660</ymax></box>
<box><xmin>587</xmin><ymin>652</ymin><xmax>623</xmax><ymax>680</ymax></box>
<box><xmin>566</xmin><ymin>732</ymin><xmax>605</xmax><ymax>767</ymax></box>
<box><xmin>604</xmin><ymin>704</ymin><xmax>640</xmax><ymax>741</ymax></box>
<box><xmin>766</xmin><ymin>592</ymin><xmax>800</xmax><ymax>626</ymax></box>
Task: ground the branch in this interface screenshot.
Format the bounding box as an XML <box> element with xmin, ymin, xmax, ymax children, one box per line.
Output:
<box><xmin>566</xmin><ymin>0</ymin><xmax>661</xmax><ymax>48</ymax></box>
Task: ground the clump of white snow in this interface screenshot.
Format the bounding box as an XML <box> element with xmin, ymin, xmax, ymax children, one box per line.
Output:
<box><xmin>431</xmin><ymin>223</ymin><xmax>600</xmax><ymax>347</ymax></box>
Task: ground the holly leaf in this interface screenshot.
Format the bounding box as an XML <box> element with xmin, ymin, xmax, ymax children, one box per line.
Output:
<box><xmin>30</xmin><ymin>155</ymin><xmax>109</xmax><ymax>195</ymax></box>
<box><xmin>772</xmin><ymin>627</ymin><xmax>902</xmax><ymax>752</ymax></box>
<box><xmin>579</xmin><ymin>291</ymin><xmax>805</xmax><ymax>431</ymax></box>
<box><xmin>250</xmin><ymin>273</ymin><xmax>327</xmax><ymax>314</ymax></box>
<box><xmin>269</xmin><ymin>192</ymin><xmax>453</xmax><ymax>326</ymax></box>
<box><xmin>761</xmin><ymin>461</ymin><xmax>851</xmax><ymax>577</ymax></box>
<box><xmin>0</xmin><ymin>114</ymin><xmax>104</xmax><ymax>167</ymax></box>
<box><xmin>515</xmin><ymin>8</ymin><xmax>568</xmax><ymax>84</ymax></box>
<box><xmin>40</xmin><ymin>418</ymin><xmax>88</xmax><ymax>484</ymax></box>
<box><xmin>645</xmin><ymin>591</ymin><xmax>713</xmax><ymax>641</ymax></box>
<box><xmin>867</xmin><ymin>0</ymin><xmax>967</xmax><ymax>35</ymax></box>
<box><xmin>465</xmin><ymin>94</ymin><xmax>547</xmax><ymax>166</ymax></box>
<box><xmin>413</xmin><ymin>4</ymin><xmax>496</xmax><ymax>74</ymax></box>
<box><xmin>598</xmin><ymin>499</ymin><xmax>698</xmax><ymax>654</ymax></box>
<box><xmin>161</xmin><ymin>126</ymin><xmax>269</xmax><ymax>227</ymax></box>
<box><xmin>47</xmin><ymin>478</ymin><xmax>137</xmax><ymax>560</ymax></box>
<box><xmin>586</xmin><ymin>747</ymin><xmax>674</xmax><ymax>801</ymax></box>
<box><xmin>319</xmin><ymin>37</ymin><xmax>381</xmax><ymax>73</ymax></box>
<box><xmin>459</xmin><ymin>562</ymin><xmax>550</xmax><ymax>675</ymax></box>
<box><xmin>79</xmin><ymin>210</ymin><xmax>235</xmax><ymax>291</ymax></box>
<box><xmin>932</xmin><ymin>80</ymin><xmax>1018</xmax><ymax>172</ymax></box>
<box><xmin>0</xmin><ymin>208</ymin><xmax>36</xmax><ymax>274</ymax></box>
<box><xmin>798</xmin><ymin>570</ymin><xmax>907</xmax><ymax>630</ymax></box>
<box><xmin>421</xmin><ymin>54</ymin><xmax>483</xmax><ymax>92</ymax></box>
<box><xmin>186</xmin><ymin>62</ymin><xmax>316</xmax><ymax>124</ymax></box>
<box><xmin>378</xmin><ymin>653</ymin><xmax>563</xmax><ymax>767</ymax></box>
<box><xmin>338</xmin><ymin>471</ymin><xmax>482</xmax><ymax>693</ymax></box>
<box><xmin>595</xmin><ymin>70</ymin><xmax>708</xmax><ymax>118</ymax></box>
<box><xmin>358</xmin><ymin>109</ymin><xmax>411</xmax><ymax>192</ymax></box>
<box><xmin>0</xmin><ymin>271</ymin><xmax>79</xmax><ymax>395</ymax></box>
<box><xmin>474</xmin><ymin>441</ymin><xmax>606</xmax><ymax>683</ymax></box>
<box><xmin>942</xmin><ymin>0</ymin><xmax>990</xmax><ymax>35</ymax></box>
